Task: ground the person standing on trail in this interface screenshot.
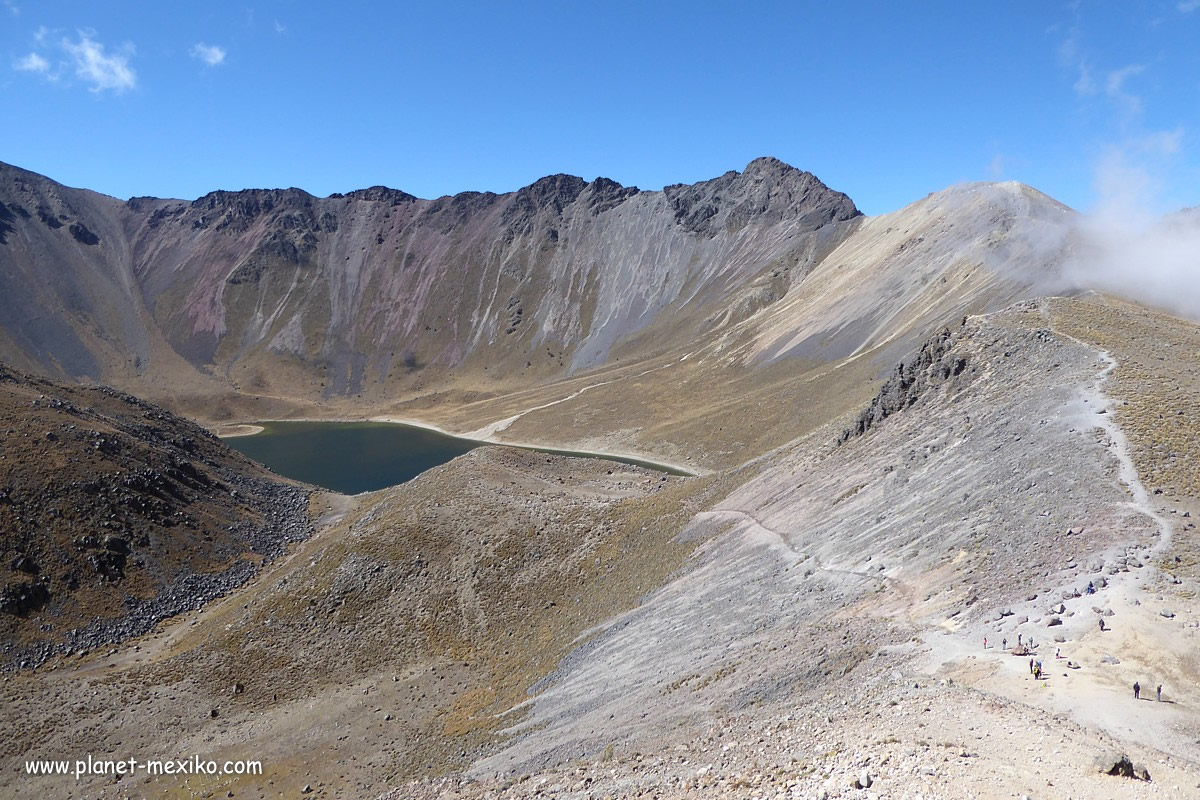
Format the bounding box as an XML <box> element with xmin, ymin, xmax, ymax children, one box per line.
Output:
<box><xmin>1134</xmin><ymin>681</ymin><xmax>1141</xmax><ymax>700</ymax></box>
<box><xmin>1099</xmin><ymin>618</ymin><xmax>1106</xmax><ymax>632</ymax></box>
<box><xmin>1018</xmin><ymin>633</ymin><xmax>1023</xmax><ymax>647</ymax></box>
<box><xmin>1002</xmin><ymin>638</ymin><xmax>1007</xmax><ymax>651</ymax></box>
<box><xmin>1029</xmin><ymin>658</ymin><xmax>1035</xmax><ymax>674</ymax></box>
<box><xmin>1157</xmin><ymin>685</ymin><xmax>1163</xmax><ymax>702</ymax></box>
<box><xmin>983</xmin><ymin>636</ymin><xmax>988</xmax><ymax>649</ymax></box>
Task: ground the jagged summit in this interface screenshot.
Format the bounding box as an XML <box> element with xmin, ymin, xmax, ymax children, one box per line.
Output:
<box><xmin>663</xmin><ymin>157</ymin><xmax>861</xmax><ymax>236</ymax></box>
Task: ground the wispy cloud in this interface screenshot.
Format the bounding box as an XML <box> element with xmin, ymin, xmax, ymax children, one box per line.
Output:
<box><xmin>1134</xmin><ymin>126</ymin><xmax>1184</xmax><ymax>157</ymax></box>
<box><xmin>1179</xmin><ymin>0</ymin><xmax>1200</xmax><ymax>12</ymax></box>
<box><xmin>274</xmin><ymin>19</ymin><xmax>286</xmax><ymax>34</ymax></box>
<box><xmin>3</xmin><ymin>0</ymin><xmax>19</xmax><ymax>16</ymax></box>
<box><xmin>61</xmin><ymin>32</ymin><xmax>136</xmax><ymax>93</ymax></box>
<box><xmin>987</xmin><ymin>153</ymin><xmax>1006</xmax><ymax>179</ymax></box>
<box><xmin>190</xmin><ymin>42</ymin><xmax>226</xmax><ymax>67</ymax></box>
<box><xmin>1104</xmin><ymin>63</ymin><xmax>1146</xmax><ymax>115</ymax></box>
<box><xmin>1057</xmin><ymin>28</ymin><xmax>1095</xmax><ymax>97</ymax></box>
<box><xmin>13</xmin><ymin>52</ymin><xmax>48</xmax><ymax>73</ymax></box>
<box><xmin>1073</xmin><ymin>62</ymin><xmax>1095</xmax><ymax>96</ymax></box>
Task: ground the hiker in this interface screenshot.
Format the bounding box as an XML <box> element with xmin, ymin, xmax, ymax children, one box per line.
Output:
<box><xmin>1034</xmin><ymin>665</ymin><xmax>1041</xmax><ymax>680</ymax></box>
<box><xmin>1018</xmin><ymin>633</ymin><xmax>1023</xmax><ymax>647</ymax></box>
<box><xmin>1087</xmin><ymin>581</ymin><xmax>1095</xmax><ymax>595</ymax></box>
<box><xmin>1134</xmin><ymin>681</ymin><xmax>1141</xmax><ymax>700</ymax></box>
<box><xmin>1157</xmin><ymin>685</ymin><xmax>1162</xmax><ymax>702</ymax></box>
<box><xmin>1056</xmin><ymin>648</ymin><xmax>1061</xmax><ymax>659</ymax></box>
<box><xmin>1002</xmin><ymin>638</ymin><xmax>1007</xmax><ymax>651</ymax></box>
<box><xmin>1099</xmin><ymin>618</ymin><xmax>1106</xmax><ymax>632</ymax></box>
<box><xmin>983</xmin><ymin>636</ymin><xmax>988</xmax><ymax>649</ymax></box>
<box><xmin>1029</xmin><ymin>658</ymin><xmax>1035</xmax><ymax>674</ymax></box>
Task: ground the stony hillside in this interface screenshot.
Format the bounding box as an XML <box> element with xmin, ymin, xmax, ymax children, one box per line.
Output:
<box><xmin>0</xmin><ymin>158</ymin><xmax>858</xmax><ymax>397</ymax></box>
<box><xmin>0</xmin><ymin>361</ymin><xmax>310</xmax><ymax>669</ymax></box>
<box><xmin>9</xmin><ymin>296</ymin><xmax>1200</xmax><ymax>799</ymax></box>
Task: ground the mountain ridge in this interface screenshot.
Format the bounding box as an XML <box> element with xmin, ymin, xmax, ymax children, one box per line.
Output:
<box><xmin>0</xmin><ymin>157</ymin><xmax>1074</xmax><ymax>468</ymax></box>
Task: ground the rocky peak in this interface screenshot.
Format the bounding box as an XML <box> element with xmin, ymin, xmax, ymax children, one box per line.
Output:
<box><xmin>341</xmin><ymin>185</ymin><xmax>417</xmax><ymax>205</ymax></box>
<box><xmin>583</xmin><ymin>177</ymin><xmax>640</xmax><ymax>214</ymax></box>
<box><xmin>663</xmin><ymin>156</ymin><xmax>861</xmax><ymax>237</ymax></box>
<box><xmin>513</xmin><ymin>174</ymin><xmax>588</xmax><ymax>212</ymax></box>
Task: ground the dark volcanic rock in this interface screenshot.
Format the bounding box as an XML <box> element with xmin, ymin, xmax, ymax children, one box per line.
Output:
<box><xmin>839</xmin><ymin>324</ymin><xmax>971</xmax><ymax>443</ymax></box>
<box><xmin>68</xmin><ymin>221</ymin><xmax>100</xmax><ymax>246</ymax></box>
<box><xmin>664</xmin><ymin>156</ymin><xmax>861</xmax><ymax>237</ymax></box>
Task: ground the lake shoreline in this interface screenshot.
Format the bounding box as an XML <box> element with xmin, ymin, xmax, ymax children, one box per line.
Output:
<box><xmin>213</xmin><ymin>423</ymin><xmax>266</xmax><ymax>438</ymax></box>
<box><xmin>211</xmin><ymin>416</ymin><xmax>701</xmax><ymax>477</ymax></box>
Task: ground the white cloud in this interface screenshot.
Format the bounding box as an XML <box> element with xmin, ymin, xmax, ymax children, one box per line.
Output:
<box><xmin>1105</xmin><ymin>63</ymin><xmax>1145</xmax><ymax>95</ymax></box>
<box><xmin>274</xmin><ymin>19</ymin><xmax>286</xmax><ymax>34</ymax></box>
<box><xmin>1179</xmin><ymin>0</ymin><xmax>1200</xmax><ymax>12</ymax></box>
<box><xmin>1058</xmin><ymin>29</ymin><xmax>1096</xmax><ymax>97</ymax></box>
<box><xmin>62</xmin><ymin>32</ymin><xmax>136</xmax><ymax>93</ymax></box>
<box><xmin>3</xmin><ymin>0</ymin><xmax>19</xmax><ymax>16</ymax></box>
<box><xmin>13</xmin><ymin>52</ymin><xmax>48</xmax><ymax>73</ymax></box>
<box><xmin>1135</xmin><ymin>127</ymin><xmax>1184</xmax><ymax>156</ymax></box>
<box><xmin>1057</xmin><ymin>130</ymin><xmax>1200</xmax><ymax>322</ymax></box>
<box><xmin>987</xmin><ymin>153</ymin><xmax>1006</xmax><ymax>179</ymax></box>
<box><xmin>1073</xmin><ymin>62</ymin><xmax>1095</xmax><ymax>96</ymax></box>
<box><xmin>190</xmin><ymin>42</ymin><xmax>226</xmax><ymax>67</ymax></box>
<box><xmin>1104</xmin><ymin>63</ymin><xmax>1146</xmax><ymax>115</ymax></box>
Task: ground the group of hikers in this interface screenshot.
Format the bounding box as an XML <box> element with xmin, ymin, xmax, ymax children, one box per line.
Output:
<box><xmin>982</xmin><ymin>628</ymin><xmax>1167</xmax><ymax>703</ymax></box>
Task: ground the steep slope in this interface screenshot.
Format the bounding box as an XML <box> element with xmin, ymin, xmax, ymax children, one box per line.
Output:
<box><xmin>400</xmin><ymin>181</ymin><xmax>1076</xmax><ymax>470</ymax></box>
<box><xmin>0</xmin><ymin>158</ymin><xmax>860</xmax><ymax>404</ymax></box>
<box><xmin>0</xmin><ymin>361</ymin><xmax>311</xmax><ymax>669</ymax></box>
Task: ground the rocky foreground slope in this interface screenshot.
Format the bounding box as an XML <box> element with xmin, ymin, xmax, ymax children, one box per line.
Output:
<box><xmin>5</xmin><ymin>295</ymin><xmax>1200</xmax><ymax>799</ymax></box>
<box><xmin>0</xmin><ymin>362</ymin><xmax>310</xmax><ymax>670</ymax></box>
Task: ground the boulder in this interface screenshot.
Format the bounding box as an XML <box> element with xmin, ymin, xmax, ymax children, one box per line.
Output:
<box><xmin>1094</xmin><ymin>751</ymin><xmax>1150</xmax><ymax>781</ymax></box>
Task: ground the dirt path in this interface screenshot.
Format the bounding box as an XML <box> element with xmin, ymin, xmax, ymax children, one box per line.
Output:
<box><xmin>924</xmin><ymin>312</ymin><xmax>1200</xmax><ymax>764</ymax></box>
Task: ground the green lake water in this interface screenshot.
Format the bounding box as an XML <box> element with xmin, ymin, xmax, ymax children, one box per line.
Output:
<box><xmin>224</xmin><ymin>421</ymin><xmax>688</xmax><ymax>495</ymax></box>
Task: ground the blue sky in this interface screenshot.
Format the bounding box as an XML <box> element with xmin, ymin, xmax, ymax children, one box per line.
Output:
<box><xmin>1</xmin><ymin>1</ymin><xmax>1197</xmax><ymax>215</ymax></box>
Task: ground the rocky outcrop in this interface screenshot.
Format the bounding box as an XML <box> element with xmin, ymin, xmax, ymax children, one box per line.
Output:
<box><xmin>1094</xmin><ymin>751</ymin><xmax>1151</xmax><ymax>781</ymax></box>
<box><xmin>839</xmin><ymin>324</ymin><xmax>971</xmax><ymax>442</ymax></box>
